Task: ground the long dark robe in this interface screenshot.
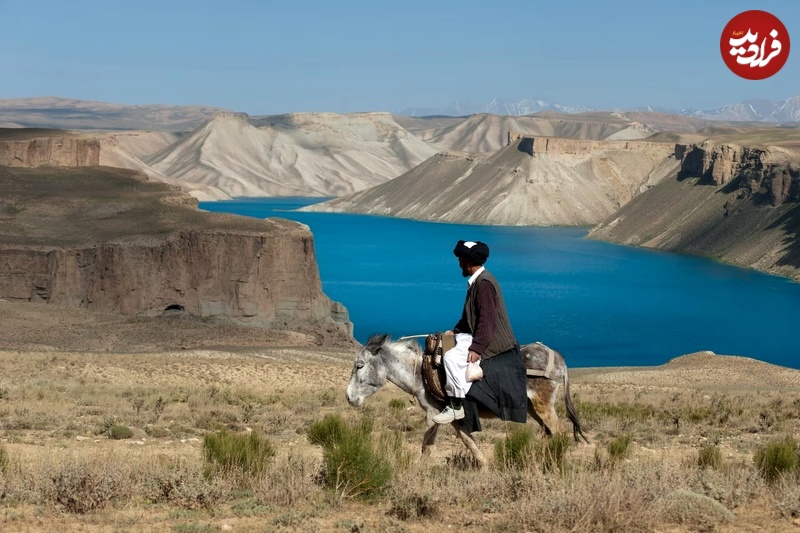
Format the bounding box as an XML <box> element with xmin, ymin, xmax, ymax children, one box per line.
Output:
<box><xmin>462</xmin><ymin>344</ymin><xmax>527</xmax><ymax>432</ymax></box>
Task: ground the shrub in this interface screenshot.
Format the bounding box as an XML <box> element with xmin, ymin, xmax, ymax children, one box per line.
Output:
<box><xmin>202</xmin><ymin>430</ymin><xmax>275</xmax><ymax>479</ymax></box>
<box><xmin>307</xmin><ymin>414</ymin><xmax>350</xmax><ymax>450</ymax></box>
<box><xmin>0</xmin><ymin>443</ymin><xmax>8</xmax><ymax>475</ymax></box>
<box><xmin>698</xmin><ymin>444</ymin><xmax>723</xmax><ymax>470</ymax></box>
<box><xmin>654</xmin><ymin>489</ymin><xmax>734</xmax><ymax>528</ymax></box>
<box><xmin>50</xmin><ymin>458</ymin><xmax>127</xmax><ymax>513</ymax></box>
<box><xmin>755</xmin><ymin>436</ymin><xmax>799</xmax><ymax>483</ymax></box>
<box><xmin>494</xmin><ymin>426</ymin><xmax>535</xmax><ymax>470</ymax></box>
<box><xmin>536</xmin><ymin>432</ymin><xmax>571</xmax><ymax>473</ymax></box>
<box><xmin>495</xmin><ymin>428</ymin><xmax>571</xmax><ymax>472</ymax></box>
<box><xmin>607</xmin><ymin>434</ymin><xmax>633</xmax><ymax>463</ymax></box>
<box><xmin>388</xmin><ymin>398</ymin><xmax>406</xmax><ymax>411</ymax></box>
<box><xmin>254</xmin><ymin>453</ymin><xmax>322</xmax><ymax>507</ymax></box>
<box><xmin>144</xmin><ymin>459</ymin><xmax>225</xmax><ymax>510</ymax></box>
<box><xmin>389</xmin><ymin>493</ymin><xmax>440</xmax><ymax>520</ymax></box>
<box><xmin>307</xmin><ymin>414</ymin><xmax>391</xmax><ymax>501</ymax></box>
<box><xmin>109</xmin><ymin>424</ymin><xmax>134</xmax><ymax>440</ymax></box>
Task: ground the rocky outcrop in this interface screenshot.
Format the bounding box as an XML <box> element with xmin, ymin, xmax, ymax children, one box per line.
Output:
<box><xmin>677</xmin><ymin>143</ymin><xmax>800</xmax><ymax>208</ymax></box>
<box><xmin>590</xmin><ymin>142</ymin><xmax>800</xmax><ymax>281</ymax></box>
<box><xmin>677</xmin><ymin>142</ymin><xmax>775</xmax><ymax>187</ymax></box>
<box><xmin>0</xmin><ymin>137</ymin><xmax>101</xmax><ymax>167</ymax></box>
<box><xmin>0</xmin><ymin>166</ymin><xmax>352</xmax><ymax>336</ymax></box>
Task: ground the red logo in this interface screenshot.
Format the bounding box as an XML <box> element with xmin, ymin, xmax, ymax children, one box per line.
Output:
<box><xmin>720</xmin><ymin>10</ymin><xmax>790</xmax><ymax>80</ymax></box>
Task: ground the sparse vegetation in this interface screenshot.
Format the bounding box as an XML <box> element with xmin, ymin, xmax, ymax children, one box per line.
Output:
<box><xmin>495</xmin><ymin>426</ymin><xmax>535</xmax><ymax>470</ymax></box>
<box><xmin>308</xmin><ymin>414</ymin><xmax>392</xmax><ymax>500</ymax></box>
<box><xmin>755</xmin><ymin>436</ymin><xmax>799</xmax><ymax>483</ymax></box>
<box><xmin>607</xmin><ymin>434</ymin><xmax>633</xmax><ymax>463</ymax></box>
<box><xmin>0</xmin><ymin>347</ymin><xmax>796</xmax><ymax>530</ymax></box>
<box><xmin>202</xmin><ymin>430</ymin><xmax>275</xmax><ymax>480</ymax></box>
<box><xmin>698</xmin><ymin>444</ymin><xmax>724</xmax><ymax>470</ymax></box>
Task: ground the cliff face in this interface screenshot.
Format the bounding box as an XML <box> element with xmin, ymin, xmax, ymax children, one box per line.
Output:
<box><xmin>590</xmin><ymin>142</ymin><xmax>800</xmax><ymax>280</ymax></box>
<box><xmin>0</xmin><ymin>138</ymin><xmax>101</xmax><ymax>167</ymax></box>
<box><xmin>1</xmin><ymin>226</ymin><xmax>348</xmax><ymax>326</ymax></box>
<box><xmin>0</xmin><ymin>166</ymin><xmax>351</xmax><ymax>336</ymax></box>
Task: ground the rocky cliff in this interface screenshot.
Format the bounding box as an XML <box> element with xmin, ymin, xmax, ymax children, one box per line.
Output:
<box><xmin>304</xmin><ymin>137</ymin><xmax>679</xmax><ymax>226</ymax></box>
<box><xmin>590</xmin><ymin>142</ymin><xmax>800</xmax><ymax>280</ymax></box>
<box><xmin>0</xmin><ymin>135</ymin><xmax>101</xmax><ymax>167</ymax></box>
<box><xmin>0</xmin><ymin>166</ymin><xmax>352</xmax><ymax>338</ymax></box>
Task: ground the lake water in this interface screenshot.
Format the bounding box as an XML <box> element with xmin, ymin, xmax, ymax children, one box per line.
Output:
<box><xmin>200</xmin><ymin>197</ymin><xmax>800</xmax><ymax>369</ymax></box>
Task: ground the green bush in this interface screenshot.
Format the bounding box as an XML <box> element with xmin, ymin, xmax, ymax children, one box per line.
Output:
<box><xmin>697</xmin><ymin>444</ymin><xmax>723</xmax><ymax>470</ymax></box>
<box><xmin>0</xmin><ymin>443</ymin><xmax>8</xmax><ymax>475</ymax></box>
<box><xmin>388</xmin><ymin>398</ymin><xmax>406</xmax><ymax>411</ymax></box>
<box><xmin>109</xmin><ymin>424</ymin><xmax>134</xmax><ymax>440</ymax></box>
<box><xmin>495</xmin><ymin>428</ymin><xmax>571</xmax><ymax>472</ymax></box>
<box><xmin>203</xmin><ymin>430</ymin><xmax>275</xmax><ymax>479</ymax></box>
<box><xmin>755</xmin><ymin>436</ymin><xmax>799</xmax><ymax>483</ymax></box>
<box><xmin>537</xmin><ymin>432</ymin><xmax>571</xmax><ymax>473</ymax></box>
<box><xmin>494</xmin><ymin>426</ymin><xmax>535</xmax><ymax>470</ymax></box>
<box><xmin>307</xmin><ymin>414</ymin><xmax>350</xmax><ymax>449</ymax></box>
<box><xmin>307</xmin><ymin>414</ymin><xmax>391</xmax><ymax>501</ymax></box>
<box><xmin>607</xmin><ymin>434</ymin><xmax>633</xmax><ymax>463</ymax></box>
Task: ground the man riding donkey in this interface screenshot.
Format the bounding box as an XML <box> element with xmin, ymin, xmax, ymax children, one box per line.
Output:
<box><xmin>433</xmin><ymin>239</ymin><xmax>528</xmax><ymax>432</ymax></box>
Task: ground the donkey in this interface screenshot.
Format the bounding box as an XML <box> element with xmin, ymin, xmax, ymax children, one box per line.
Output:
<box><xmin>345</xmin><ymin>333</ymin><xmax>588</xmax><ymax>468</ymax></box>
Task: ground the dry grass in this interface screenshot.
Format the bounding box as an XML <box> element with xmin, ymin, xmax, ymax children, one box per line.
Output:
<box><xmin>0</xmin><ymin>347</ymin><xmax>798</xmax><ymax>531</ymax></box>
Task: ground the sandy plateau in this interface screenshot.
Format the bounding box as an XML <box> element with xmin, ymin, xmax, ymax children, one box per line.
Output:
<box><xmin>0</xmin><ymin>300</ymin><xmax>799</xmax><ymax>532</ymax></box>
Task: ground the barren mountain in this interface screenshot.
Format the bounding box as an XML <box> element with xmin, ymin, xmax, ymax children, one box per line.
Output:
<box><xmin>304</xmin><ymin>137</ymin><xmax>678</xmax><ymax>226</ymax></box>
<box><xmin>589</xmin><ymin>141</ymin><xmax>800</xmax><ymax>280</ymax></box>
<box><xmin>146</xmin><ymin>112</ymin><xmax>438</xmax><ymax>197</ymax></box>
<box><xmin>0</xmin><ymin>97</ymin><xmax>226</xmax><ymax>131</ymax></box>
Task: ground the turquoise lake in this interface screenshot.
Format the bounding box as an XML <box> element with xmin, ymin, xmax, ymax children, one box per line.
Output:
<box><xmin>200</xmin><ymin>197</ymin><xmax>800</xmax><ymax>369</ymax></box>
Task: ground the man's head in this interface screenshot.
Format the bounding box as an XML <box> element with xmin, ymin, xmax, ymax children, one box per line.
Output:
<box><xmin>453</xmin><ymin>240</ymin><xmax>489</xmax><ymax>277</ymax></box>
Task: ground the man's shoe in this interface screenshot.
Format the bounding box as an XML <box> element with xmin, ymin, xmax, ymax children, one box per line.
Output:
<box><xmin>432</xmin><ymin>405</ymin><xmax>465</xmax><ymax>424</ymax></box>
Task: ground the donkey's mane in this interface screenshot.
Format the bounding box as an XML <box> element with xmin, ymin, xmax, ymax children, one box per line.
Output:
<box><xmin>385</xmin><ymin>338</ymin><xmax>422</xmax><ymax>359</ymax></box>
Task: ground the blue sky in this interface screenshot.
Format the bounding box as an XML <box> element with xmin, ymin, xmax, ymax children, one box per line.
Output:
<box><xmin>1</xmin><ymin>0</ymin><xmax>797</xmax><ymax>113</ymax></box>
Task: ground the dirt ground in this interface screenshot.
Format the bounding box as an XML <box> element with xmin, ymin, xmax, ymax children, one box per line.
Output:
<box><xmin>1</xmin><ymin>299</ymin><xmax>799</xmax><ymax>532</ymax></box>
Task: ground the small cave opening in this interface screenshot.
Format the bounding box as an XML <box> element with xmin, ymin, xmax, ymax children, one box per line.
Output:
<box><xmin>163</xmin><ymin>304</ymin><xmax>186</xmax><ymax>314</ymax></box>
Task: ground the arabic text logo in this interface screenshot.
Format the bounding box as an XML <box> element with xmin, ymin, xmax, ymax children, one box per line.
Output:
<box><xmin>720</xmin><ymin>10</ymin><xmax>790</xmax><ymax>80</ymax></box>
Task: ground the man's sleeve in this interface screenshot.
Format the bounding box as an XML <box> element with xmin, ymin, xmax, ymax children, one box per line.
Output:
<box><xmin>469</xmin><ymin>280</ymin><xmax>497</xmax><ymax>355</ymax></box>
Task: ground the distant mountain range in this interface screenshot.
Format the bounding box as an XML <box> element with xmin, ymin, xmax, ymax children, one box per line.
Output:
<box><xmin>1</xmin><ymin>95</ymin><xmax>799</xmax><ymax>131</ymax></box>
<box><xmin>397</xmin><ymin>96</ymin><xmax>800</xmax><ymax>123</ymax></box>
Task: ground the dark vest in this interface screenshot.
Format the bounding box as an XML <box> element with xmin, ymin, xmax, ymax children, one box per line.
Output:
<box><xmin>464</xmin><ymin>270</ymin><xmax>517</xmax><ymax>359</ymax></box>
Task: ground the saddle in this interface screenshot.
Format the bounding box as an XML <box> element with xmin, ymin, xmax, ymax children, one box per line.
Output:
<box><xmin>421</xmin><ymin>332</ymin><xmax>454</xmax><ymax>403</ymax></box>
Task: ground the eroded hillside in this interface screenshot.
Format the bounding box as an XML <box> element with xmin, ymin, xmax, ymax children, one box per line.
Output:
<box><xmin>589</xmin><ymin>142</ymin><xmax>800</xmax><ymax>280</ymax></box>
<box><xmin>305</xmin><ymin>137</ymin><xmax>678</xmax><ymax>226</ymax></box>
<box><xmin>146</xmin><ymin>112</ymin><xmax>438</xmax><ymax>197</ymax></box>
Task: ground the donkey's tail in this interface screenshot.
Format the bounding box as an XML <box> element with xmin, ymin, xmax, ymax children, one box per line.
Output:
<box><xmin>563</xmin><ymin>370</ymin><xmax>589</xmax><ymax>444</ymax></box>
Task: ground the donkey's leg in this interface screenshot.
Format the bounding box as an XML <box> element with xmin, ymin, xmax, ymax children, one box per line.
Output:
<box><xmin>421</xmin><ymin>421</ymin><xmax>440</xmax><ymax>456</ymax></box>
<box><xmin>529</xmin><ymin>378</ymin><xmax>561</xmax><ymax>436</ymax></box>
<box><xmin>526</xmin><ymin>378</ymin><xmax>547</xmax><ymax>434</ymax></box>
<box><xmin>452</xmin><ymin>422</ymin><xmax>487</xmax><ymax>469</ymax></box>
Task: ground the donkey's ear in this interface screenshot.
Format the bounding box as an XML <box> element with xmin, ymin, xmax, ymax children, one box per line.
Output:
<box><xmin>365</xmin><ymin>333</ymin><xmax>389</xmax><ymax>355</ymax></box>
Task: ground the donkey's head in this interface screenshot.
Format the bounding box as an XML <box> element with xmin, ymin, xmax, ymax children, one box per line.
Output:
<box><xmin>345</xmin><ymin>333</ymin><xmax>390</xmax><ymax>407</ymax></box>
